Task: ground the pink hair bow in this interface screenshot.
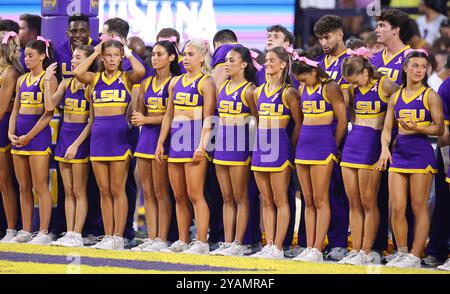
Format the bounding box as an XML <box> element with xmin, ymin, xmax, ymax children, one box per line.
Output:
<box><xmin>36</xmin><ymin>36</ymin><xmax>49</xmax><ymax>57</ymax></box>
<box><xmin>100</xmin><ymin>34</ymin><xmax>123</xmax><ymax>43</ymax></box>
<box><xmin>249</xmin><ymin>50</ymin><xmax>263</xmax><ymax>71</ymax></box>
<box><xmin>158</xmin><ymin>36</ymin><xmax>177</xmax><ymax>44</ymax></box>
<box><xmin>347</xmin><ymin>47</ymin><xmax>373</xmax><ymax>59</ymax></box>
<box><xmin>286</xmin><ymin>46</ymin><xmax>319</xmax><ymax>68</ymax></box>
<box><xmin>2</xmin><ymin>31</ymin><xmax>17</xmax><ymax>45</ymax></box>
<box><xmin>404</xmin><ymin>48</ymin><xmax>429</xmax><ymax>57</ymax></box>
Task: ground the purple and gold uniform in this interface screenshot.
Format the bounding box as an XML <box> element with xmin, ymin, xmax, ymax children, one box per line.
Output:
<box><xmin>55</xmin><ymin>38</ymin><xmax>99</xmax><ymax>79</ymax></box>
<box><xmin>439</xmin><ymin>78</ymin><xmax>450</xmax><ymax>182</ymax></box>
<box><xmin>0</xmin><ymin>66</ymin><xmax>15</xmax><ymax>152</ymax></box>
<box><xmin>134</xmin><ymin>75</ymin><xmax>171</xmax><ymax>159</ymax></box>
<box><xmin>318</xmin><ymin>49</ymin><xmax>350</xmax><ymax>89</ymax></box>
<box><xmin>341</xmin><ymin>77</ymin><xmax>389</xmax><ymax>169</ymax></box>
<box><xmin>54</xmin><ymin>78</ymin><xmax>90</xmax><ymax>163</ymax></box>
<box><xmin>371</xmin><ymin>46</ymin><xmax>410</xmax><ymax>86</ymax></box>
<box><xmin>251</xmin><ymin>83</ymin><xmax>294</xmax><ymax>171</ymax></box>
<box><xmin>214</xmin><ymin>79</ymin><xmax>253</xmax><ymax>165</ymax></box>
<box><xmin>168</xmin><ymin>73</ymin><xmax>212</xmax><ymax>163</ymax></box>
<box><xmin>89</xmin><ymin>71</ymin><xmax>132</xmax><ymax>161</ymax></box>
<box><xmin>295</xmin><ymin>82</ymin><xmax>338</xmax><ymax>165</ymax></box>
<box><xmin>389</xmin><ymin>86</ymin><xmax>437</xmax><ymax>174</ymax></box>
<box><xmin>11</xmin><ymin>71</ymin><xmax>52</xmax><ymax>155</ymax></box>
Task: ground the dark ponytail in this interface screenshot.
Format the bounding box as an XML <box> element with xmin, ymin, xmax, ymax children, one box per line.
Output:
<box><xmin>153</xmin><ymin>40</ymin><xmax>181</xmax><ymax>76</ymax></box>
<box><xmin>26</xmin><ymin>39</ymin><xmax>59</xmax><ymax>80</ymax></box>
<box><xmin>26</xmin><ymin>39</ymin><xmax>56</xmax><ymax>70</ymax></box>
<box><xmin>230</xmin><ymin>46</ymin><xmax>257</xmax><ymax>84</ymax></box>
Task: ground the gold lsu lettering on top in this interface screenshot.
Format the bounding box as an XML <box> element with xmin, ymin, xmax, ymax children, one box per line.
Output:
<box><xmin>399</xmin><ymin>109</ymin><xmax>425</xmax><ymax>122</ymax></box>
<box><xmin>378</xmin><ymin>67</ymin><xmax>399</xmax><ymax>82</ymax></box>
<box><xmin>20</xmin><ymin>91</ymin><xmax>43</xmax><ymax>104</ymax></box>
<box><xmin>61</xmin><ymin>63</ymin><xmax>73</xmax><ymax>76</ymax></box>
<box><xmin>356</xmin><ymin>101</ymin><xmax>381</xmax><ymax>114</ymax></box>
<box><xmin>303</xmin><ymin>100</ymin><xmax>325</xmax><ymax>113</ymax></box>
<box><xmin>92</xmin><ymin>89</ymin><xmax>126</xmax><ymax>103</ymax></box>
<box><xmin>146</xmin><ymin>97</ymin><xmax>168</xmax><ymax>110</ymax></box>
<box><xmin>218</xmin><ymin>100</ymin><xmax>243</xmax><ymax>114</ymax></box>
<box><xmin>174</xmin><ymin>92</ymin><xmax>199</xmax><ymax>106</ymax></box>
<box><xmin>259</xmin><ymin>103</ymin><xmax>284</xmax><ymax>115</ymax></box>
<box><xmin>64</xmin><ymin>98</ymin><xmax>87</xmax><ymax>112</ymax></box>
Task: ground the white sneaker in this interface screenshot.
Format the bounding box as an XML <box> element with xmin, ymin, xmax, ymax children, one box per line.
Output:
<box><xmin>337</xmin><ymin>249</ymin><xmax>359</xmax><ymax>264</ymax></box>
<box><xmin>0</xmin><ymin>229</ymin><xmax>17</xmax><ymax>243</ymax></box>
<box><xmin>90</xmin><ymin>235</ymin><xmax>113</xmax><ymax>249</ymax></box>
<box><xmin>296</xmin><ymin>247</ymin><xmax>323</xmax><ymax>262</ymax></box>
<box><xmin>210</xmin><ymin>242</ymin><xmax>231</xmax><ymax>256</ymax></box>
<box><xmin>142</xmin><ymin>238</ymin><xmax>169</xmax><ymax>252</ymax></box>
<box><xmin>268</xmin><ymin>246</ymin><xmax>285</xmax><ymax>259</ymax></box>
<box><xmin>325</xmin><ymin>247</ymin><xmax>348</xmax><ymax>261</ymax></box>
<box><xmin>131</xmin><ymin>239</ymin><xmax>154</xmax><ymax>251</ymax></box>
<box><xmin>28</xmin><ymin>231</ymin><xmax>53</xmax><ymax>245</ymax></box>
<box><xmin>437</xmin><ymin>258</ymin><xmax>450</xmax><ymax>271</ymax></box>
<box><xmin>62</xmin><ymin>232</ymin><xmax>84</xmax><ymax>247</ymax></box>
<box><xmin>293</xmin><ymin>247</ymin><xmax>312</xmax><ymax>261</ymax></box>
<box><xmin>390</xmin><ymin>253</ymin><xmax>421</xmax><ymax>268</ymax></box>
<box><xmin>160</xmin><ymin>240</ymin><xmax>189</xmax><ymax>253</ymax></box>
<box><xmin>112</xmin><ymin>235</ymin><xmax>124</xmax><ymax>250</ymax></box>
<box><xmin>344</xmin><ymin>250</ymin><xmax>375</xmax><ymax>265</ymax></box>
<box><xmin>250</xmin><ymin>244</ymin><xmax>272</xmax><ymax>258</ymax></box>
<box><xmin>10</xmin><ymin>230</ymin><xmax>32</xmax><ymax>243</ymax></box>
<box><xmin>220</xmin><ymin>241</ymin><xmax>246</xmax><ymax>256</ymax></box>
<box><xmin>184</xmin><ymin>240</ymin><xmax>210</xmax><ymax>254</ymax></box>
<box><xmin>385</xmin><ymin>252</ymin><xmax>406</xmax><ymax>267</ymax></box>
<box><xmin>51</xmin><ymin>232</ymin><xmax>74</xmax><ymax>246</ymax></box>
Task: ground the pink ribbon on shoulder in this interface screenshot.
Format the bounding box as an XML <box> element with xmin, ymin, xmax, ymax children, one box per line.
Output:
<box><xmin>249</xmin><ymin>50</ymin><xmax>263</xmax><ymax>71</ymax></box>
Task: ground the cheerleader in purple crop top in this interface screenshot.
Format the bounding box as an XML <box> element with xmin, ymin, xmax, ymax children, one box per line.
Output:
<box><xmin>129</xmin><ymin>41</ymin><xmax>181</xmax><ymax>252</ymax></box>
<box><xmin>378</xmin><ymin>50</ymin><xmax>444</xmax><ymax>268</ymax></box>
<box><xmin>249</xmin><ymin>47</ymin><xmax>301</xmax><ymax>259</ymax></box>
<box><xmin>291</xmin><ymin>52</ymin><xmax>348</xmax><ymax>262</ymax></box>
<box><xmin>339</xmin><ymin>49</ymin><xmax>400</xmax><ymax>264</ymax></box>
<box><xmin>43</xmin><ymin>45</ymin><xmax>97</xmax><ymax>247</ymax></box>
<box><xmin>9</xmin><ymin>38</ymin><xmax>58</xmax><ymax>244</ymax></box>
<box><xmin>211</xmin><ymin>47</ymin><xmax>258</xmax><ymax>256</ymax></box>
<box><xmin>0</xmin><ymin>31</ymin><xmax>23</xmax><ymax>242</ymax></box>
<box><xmin>155</xmin><ymin>40</ymin><xmax>216</xmax><ymax>254</ymax></box>
<box><xmin>74</xmin><ymin>39</ymin><xmax>145</xmax><ymax>250</ymax></box>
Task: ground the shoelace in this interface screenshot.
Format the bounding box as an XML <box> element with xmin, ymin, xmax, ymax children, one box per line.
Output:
<box><xmin>188</xmin><ymin>240</ymin><xmax>201</xmax><ymax>248</ymax></box>
<box><xmin>95</xmin><ymin>235</ymin><xmax>111</xmax><ymax>245</ymax></box>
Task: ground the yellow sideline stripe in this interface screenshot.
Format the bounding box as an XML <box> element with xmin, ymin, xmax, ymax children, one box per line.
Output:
<box><xmin>0</xmin><ymin>244</ymin><xmax>443</xmax><ymax>274</ymax></box>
